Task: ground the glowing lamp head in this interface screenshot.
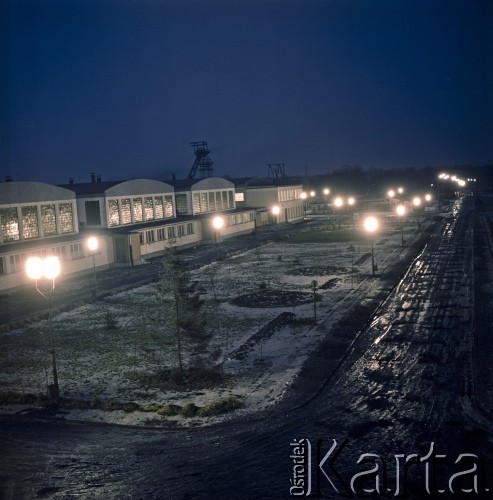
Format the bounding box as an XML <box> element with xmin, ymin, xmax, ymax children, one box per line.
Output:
<box><xmin>87</xmin><ymin>236</ymin><xmax>98</xmax><ymax>252</ymax></box>
<box><xmin>310</xmin><ymin>191</ymin><xmax>315</xmax><ymax>197</ymax></box>
<box><xmin>26</xmin><ymin>256</ymin><xmax>61</xmax><ymax>280</ymax></box>
<box><xmin>212</xmin><ymin>216</ymin><xmax>224</xmax><ymax>230</ymax></box>
<box><xmin>387</xmin><ymin>189</ymin><xmax>395</xmax><ymax>198</ymax></box>
<box><xmin>347</xmin><ymin>197</ymin><xmax>355</xmax><ymax>206</ymax></box>
<box><xmin>300</xmin><ymin>192</ymin><xmax>307</xmax><ymax>200</ymax></box>
<box><xmin>363</xmin><ymin>216</ymin><xmax>379</xmax><ymax>234</ymax></box>
<box><xmin>334</xmin><ymin>197</ymin><xmax>343</xmax><ymax>208</ymax></box>
<box><xmin>323</xmin><ymin>188</ymin><xmax>330</xmax><ymax>195</ymax></box>
<box><xmin>396</xmin><ymin>204</ymin><xmax>406</xmax><ymax>217</ymax></box>
<box><xmin>25</xmin><ymin>256</ymin><xmax>43</xmax><ymax>280</ymax></box>
<box><xmin>413</xmin><ymin>197</ymin><xmax>421</xmax><ymax>207</ymax></box>
<box><xmin>397</xmin><ymin>187</ymin><xmax>404</xmax><ymax>194</ymax></box>
<box><xmin>44</xmin><ymin>256</ymin><xmax>61</xmax><ymax>280</ymax></box>
<box><xmin>425</xmin><ymin>194</ymin><xmax>432</xmax><ymax>202</ymax></box>
<box><xmin>271</xmin><ymin>205</ymin><xmax>281</xmax><ymax>216</ymax></box>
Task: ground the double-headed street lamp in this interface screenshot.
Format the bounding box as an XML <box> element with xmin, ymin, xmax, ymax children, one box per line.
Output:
<box><xmin>396</xmin><ymin>204</ymin><xmax>406</xmax><ymax>246</ymax></box>
<box><xmin>25</xmin><ymin>255</ymin><xmax>61</xmax><ymax>403</ymax></box>
<box><xmin>363</xmin><ymin>216</ymin><xmax>379</xmax><ymax>277</ymax></box>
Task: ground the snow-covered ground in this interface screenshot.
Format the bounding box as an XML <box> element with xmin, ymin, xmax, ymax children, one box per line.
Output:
<box><xmin>0</xmin><ymin>217</ymin><xmax>428</xmax><ymax>427</ymax></box>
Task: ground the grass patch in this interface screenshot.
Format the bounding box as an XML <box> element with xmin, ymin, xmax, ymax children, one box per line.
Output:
<box><xmin>129</xmin><ymin>366</ymin><xmax>226</xmax><ymax>391</ymax></box>
<box><xmin>282</xmin><ymin>229</ymin><xmax>366</xmax><ymax>244</ymax></box>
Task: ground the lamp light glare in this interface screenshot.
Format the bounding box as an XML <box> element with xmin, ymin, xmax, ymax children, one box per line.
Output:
<box><xmin>44</xmin><ymin>256</ymin><xmax>61</xmax><ymax>280</ymax></box>
<box><xmin>212</xmin><ymin>216</ymin><xmax>224</xmax><ymax>230</ymax></box>
<box><xmin>348</xmin><ymin>197</ymin><xmax>355</xmax><ymax>206</ymax></box>
<box><xmin>413</xmin><ymin>197</ymin><xmax>421</xmax><ymax>207</ymax></box>
<box><xmin>334</xmin><ymin>197</ymin><xmax>343</xmax><ymax>208</ymax></box>
<box><xmin>87</xmin><ymin>236</ymin><xmax>99</xmax><ymax>252</ymax></box>
<box><xmin>363</xmin><ymin>216</ymin><xmax>379</xmax><ymax>233</ymax></box>
<box><xmin>387</xmin><ymin>189</ymin><xmax>395</xmax><ymax>198</ymax></box>
<box><xmin>396</xmin><ymin>205</ymin><xmax>406</xmax><ymax>217</ymax></box>
<box><xmin>272</xmin><ymin>205</ymin><xmax>281</xmax><ymax>215</ymax></box>
<box><xmin>25</xmin><ymin>256</ymin><xmax>43</xmax><ymax>280</ymax></box>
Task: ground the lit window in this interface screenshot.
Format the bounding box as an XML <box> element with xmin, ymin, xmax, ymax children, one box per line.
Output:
<box><xmin>120</xmin><ymin>199</ymin><xmax>131</xmax><ymax>224</ymax></box>
<box><xmin>155</xmin><ymin>196</ymin><xmax>164</xmax><ymax>219</ymax></box>
<box><xmin>58</xmin><ymin>203</ymin><xmax>74</xmax><ymax>233</ymax></box>
<box><xmin>41</xmin><ymin>204</ymin><xmax>57</xmax><ymax>235</ymax></box>
<box><xmin>165</xmin><ymin>195</ymin><xmax>174</xmax><ymax>217</ymax></box>
<box><xmin>108</xmin><ymin>199</ymin><xmax>120</xmax><ymax>226</ymax></box>
<box><xmin>144</xmin><ymin>197</ymin><xmax>154</xmax><ymax>220</ymax></box>
<box><xmin>0</xmin><ymin>207</ymin><xmax>20</xmax><ymax>241</ymax></box>
<box><xmin>133</xmin><ymin>198</ymin><xmax>143</xmax><ymax>222</ymax></box>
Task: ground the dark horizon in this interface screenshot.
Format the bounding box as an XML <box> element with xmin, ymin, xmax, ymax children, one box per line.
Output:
<box><xmin>2</xmin><ymin>0</ymin><xmax>492</xmax><ymax>185</ymax></box>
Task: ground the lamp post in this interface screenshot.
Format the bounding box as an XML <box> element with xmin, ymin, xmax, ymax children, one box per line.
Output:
<box><xmin>25</xmin><ymin>255</ymin><xmax>61</xmax><ymax>403</ymax></box>
<box><xmin>301</xmin><ymin>192</ymin><xmax>307</xmax><ymax>218</ymax></box>
<box><xmin>396</xmin><ymin>204</ymin><xmax>406</xmax><ymax>246</ymax></box>
<box><xmin>347</xmin><ymin>196</ymin><xmax>356</xmax><ymax>229</ymax></box>
<box><xmin>312</xmin><ymin>280</ymin><xmax>318</xmax><ymax>322</ymax></box>
<box><xmin>271</xmin><ymin>205</ymin><xmax>281</xmax><ymax>223</ymax></box>
<box><xmin>363</xmin><ymin>216</ymin><xmax>379</xmax><ymax>277</ymax></box>
<box><xmin>413</xmin><ymin>197</ymin><xmax>421</xmax><ymax>229</ymax></box>
<box><xmin>334</xmin><ymin>197</ymin><xmax>343</xmax><ymax>229</ymax></box>
<box><xmin>87</xmin><ymin>236</ymin><xmax>99</xmax><ymax>299</ymax></box>
<box><xmin>212</xmin><ymin>216</ymin><xmax>224</xmax><ymax>244</ymax></box>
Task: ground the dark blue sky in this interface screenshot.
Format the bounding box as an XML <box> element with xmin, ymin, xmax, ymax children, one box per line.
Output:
<box><xmin>2</xmin><ymin>0</ymin><xmax>492</xmax><ymax>184</ymax></box>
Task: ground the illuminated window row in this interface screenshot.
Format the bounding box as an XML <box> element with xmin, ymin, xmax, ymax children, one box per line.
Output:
<box><xmin>139</xmin><ymin>223</ymin><xmax>195</xmax><ymax>245</ymax></box>
<box><xmin>0</xmin><ymin>203</ymin><xmax>75</xmax><ymax>243</ymax></box>
<box><xmin>1</xmin><ymin>241</ymin><xmax>83</xmax><ymax>275</ymax></box>
<box><xmin>192</xmin><ymin>190</ymin><xmax>234</xmax><ymax>214</ymax></box>
<box><xmin>107</xmin><ymin>195</ymin><xmax>174</xmax><ymax>227</ymax></box>
<box><xmin>279</xmin><ymin>188</ymin><xmax>302</xmax><ymax>202</ymax></box>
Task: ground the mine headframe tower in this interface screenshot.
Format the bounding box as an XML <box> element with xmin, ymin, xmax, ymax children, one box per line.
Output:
<box><xmin>188</xmin><ymin>141</ymin><xmax>214</xmax><ymax>179</ymax></box>
<box><xmin>268</xmin><ymin>163</ymin><xmax>286</xmax><ymax>181</ymax></box>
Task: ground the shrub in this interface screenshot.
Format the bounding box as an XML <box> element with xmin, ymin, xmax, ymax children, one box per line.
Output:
<box><xmin>157</xmin><ymin>403</ymin><xmax>182</xmax><ymax>417</ymax></box>
<box><xmin>180</xmin><ymin>402</ymin><xmax>199</xmax><ymax>418</ymax></box>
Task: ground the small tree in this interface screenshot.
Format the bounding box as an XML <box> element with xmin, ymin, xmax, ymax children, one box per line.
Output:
<box><xmin>154</xmin><ymin>246</ymin><xmax>207</xmax><ymax>379</ymax></box>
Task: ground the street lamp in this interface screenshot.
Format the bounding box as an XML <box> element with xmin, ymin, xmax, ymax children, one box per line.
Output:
<box><xmin>396</xmin><ymin>204</ymin><xmax>406</xmax><ymax>246</ymax></box>
<box><xmin>387</xmin><ymin>189</ymin><xmax>395</xmax><ymax>199</ymax></box>
<box><xmin>87</xmin><ymin>236</ymin><xmax>99</xmax><ymax>299</ymax></box>
<box><xmin>212</xmin><ymin>215</ymin><xmax>224</xmax><ymax>244</ymax></box>
<box><xmin>397</xmin><ymin>187</ymin><xmax>404</xmax><ymax>195</ymax></box>
<box><xmin>25</xmin><ymin>255</ymin><xmax>61</xmax><ymax>403</ymax></box>
<box><xmin>334</xmin><ymin>197</ymin><xmax>344</xmax><ymax>229</ymax></box>
<box><xmin>413</xmin><ymin>197</ymin><xmax>422</xmax><ymax>229</ymax></box>
<box><xmin>347</xmin><ymin>197</ymin><xmax>356</xmax><ymax>229</ymax></box>
<box><xmin>363</xmin><ymin>216</ymin><xmax>379</xmax><ymax>277</ymax></box>
<box><xmin>301</xmin><ymin>192</ymin><xmax>307</xmax><ymax>218</ymax></box>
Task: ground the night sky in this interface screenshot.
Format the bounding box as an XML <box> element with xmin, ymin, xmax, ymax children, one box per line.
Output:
<box><xmin>2</xmin><ymin>0</ymin><xmax>492</xmax><ymax>184</ymax></box>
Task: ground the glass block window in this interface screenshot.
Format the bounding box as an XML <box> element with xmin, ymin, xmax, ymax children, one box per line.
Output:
<box><xmin>200</xmin><ymin>193</ymin><xmax>208</xmax><ymax>212</ymax></box>
<box><xmin>58</xmin><ymin>203</ymin><xmax>74</xmax><ymax>233</ymax></box>
<box><xmin>144</xmin><ymin>197</ymin><xmax>154</xmax><ymax>220</ymax></box>
<box><xmin>167</xmin><ymin>226</ymin><xmax>176</xmax><ymax>239</ymax></box>
<box><xmin>222</xmin><ymin>191</ymin><xmax>228</xmax><ymax>209</ymax></box>
<box><xmin>228</xmin><ymin>190</ymin><xmax>234</xmax><ymax>208</ymax></box>
<box><xmin>121</xmin><ymin>198</ymin><xmax>131</xmax><ymax>224</ymax></box>
<box><xmin>157</xmin><ymin>228</ymin><xmax>166</xmax><ymax>241</ymax></box>
<box><xmin>192</xmin><ymin>193</ymin><xmax>200</xmax><ymax>214</ymax></box>
<box><xmin>0</xmin><ymin>207</ymin><xmax>20</xmax><ymax>241</ymax></box>
<box><xmin>108</xmin><ymin>199</ymin><xmax>120</xmax><ymax>227</ymax></box>
<box><xmin>154</xmin><ymin>196</ymin><xmax>164</xmax><ymax>219</ymax></box>
<box><xmin>22</xmin><ymin>205</ymin><xmax>39</xmax><ymax>239</ymax></box>
<box><xmin>133</xmin><ymin>198</ymin><xmax>143</xmax><ymax>222</ymax></box>
<box><xmin>165</xmin><ymin>195</ymin><xmax>174</xmax><ymax>217</ymax></box>
<box><xmin>41</xmin><ymin>204</ymin><xmax>57</xmax><ymax>236</ymax></box>
<box><xmin>85</xmin><ymin>201</ymin><xmax>101</xmax><ymax>225</ymax></box>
